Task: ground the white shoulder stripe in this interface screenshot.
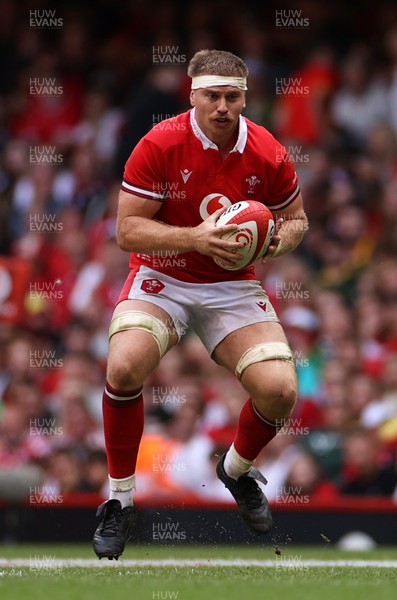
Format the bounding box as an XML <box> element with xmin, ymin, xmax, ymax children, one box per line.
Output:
<box><xmin>122</xmin><ymin>180</ymin><xmax>165</xmax><ymax>200</ymax></box>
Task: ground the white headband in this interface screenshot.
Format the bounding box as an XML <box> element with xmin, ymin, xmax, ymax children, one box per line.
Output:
<box><xmin>191</xmin><ymin>75</ymin><xmax>247</xmax><ymax>91</ymax></box>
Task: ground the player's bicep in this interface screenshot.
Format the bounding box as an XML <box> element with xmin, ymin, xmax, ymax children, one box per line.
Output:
<box><xmin>117</xmin><ymin>190</ymin><xmax>162</xmax><ymax>240</ymax></box>
<box><xmin>117</xmin><ymin>190</ymin><xmax>162</xmax><ymax>220</ymax></box>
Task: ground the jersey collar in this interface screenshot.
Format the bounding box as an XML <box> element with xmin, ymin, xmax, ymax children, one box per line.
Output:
<box><xmin>190</xmin><ymin>108</ymin><xmax>247</xmax><ymax>154</ymax></box>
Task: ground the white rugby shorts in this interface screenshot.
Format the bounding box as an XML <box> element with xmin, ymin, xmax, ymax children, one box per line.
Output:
<box><xmin>118</xmin><ymin>266</ymin><xmax>279</xmax><ymax>355</ymax></box>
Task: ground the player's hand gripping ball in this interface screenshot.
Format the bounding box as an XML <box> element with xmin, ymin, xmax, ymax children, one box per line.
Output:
<box><xmin>214</xmin><ymin>200</ymin><xmax>275</xmax><ymax>270</ymax></box>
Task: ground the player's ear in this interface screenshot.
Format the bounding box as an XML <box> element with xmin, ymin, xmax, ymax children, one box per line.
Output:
<box><xmin>189</xmin><ymin>90</ymin><xmax>195</xmax><ymax>107</ymax></box>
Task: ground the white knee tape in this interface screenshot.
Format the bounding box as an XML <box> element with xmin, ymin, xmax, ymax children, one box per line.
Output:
<box><xmin>235</xmin><ymin>342</ymin><xmax>294</xmax><ymax>380</ymax></box>
<box><xmin>108</xmin><ymin>311</ymin><xmax>169</xmax><ymax>357</ymax></box>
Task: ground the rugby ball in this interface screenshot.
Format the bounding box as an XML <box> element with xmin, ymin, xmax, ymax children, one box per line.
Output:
<box><xmin>214</xmin><ymin>201</ymin><xmax>275</xmax><ymax>271</ymax></box>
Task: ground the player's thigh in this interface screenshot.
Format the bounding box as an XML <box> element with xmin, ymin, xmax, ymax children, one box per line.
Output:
<box><xmin>213</xmin><ymin>321</ymin><xmax>289</xmax><ymax>371</ymax></box>
<box><xmin>107</xmin><ymin>299</ymin><xmax>179</xmax><ymax>389</ymax></box>
<box><xmin>213</xmin><ymin>321</ymin><xmax>297</xmax><ymax>403</ymax></box>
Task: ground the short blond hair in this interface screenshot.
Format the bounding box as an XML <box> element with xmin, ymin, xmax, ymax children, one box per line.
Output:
<box><xmin>188</xmin><ymin>49</ymin><xmax>248</xmax><ymax>78</ymax></box>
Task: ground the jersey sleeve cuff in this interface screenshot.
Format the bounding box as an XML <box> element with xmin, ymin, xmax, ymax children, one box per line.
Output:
<box><xmin>121</xmin><ymin>180</ymin><xmax>165</xmax><ymax>201</ymax></box>
<box><xmin>268</xmin><ymin>182</ymin><xmax>300</xmax><ymax>211</ymax></box>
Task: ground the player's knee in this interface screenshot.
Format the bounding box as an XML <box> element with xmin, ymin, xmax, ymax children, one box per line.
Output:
<box><xmin>106</xmin><ymin>357</ymin><xmax>144</xmax><ymax>391</ymax></box>
<box><xmin>272</xmin><ymin>381</ymin><xmax>297</xmax><ymax>416</ymax></box>
<box><xmin>255</xmin><ymin>383</ymin><xmax>296</xmax><ymax>417</ymax></box>
<box><xmin>245</xmin><ymin>366</ymin><xmax>297</xmax><ymax>418</ymax></box>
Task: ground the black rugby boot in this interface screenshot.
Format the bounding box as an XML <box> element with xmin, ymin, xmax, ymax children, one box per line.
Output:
<box><xmin>216</xmin><ymin>453</ymin><xmax>272</xmax><ymax>535</ymax></box>
<box><xmin>93</xmin><ymin>499</ymin><xmax>136</xmax><ymax>559</ymax></box>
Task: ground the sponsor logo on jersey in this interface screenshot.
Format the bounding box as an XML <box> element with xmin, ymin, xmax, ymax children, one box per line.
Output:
<box><xmin>199</xmin><ymin>193</ymin><xmax>231</xmax><ymax>220</ymax></box>
<box><xmin>140</xmin><ymin>279</ymin><xmax>165</xmax><ymax>294</ymax></box>
<box><xmin>242</xmin><ymin>173</ymin><xmax>262</xmax><ymax>197</ymax></box>
<box><xmin>257</xmin><ymin>301</ymin><xmax>267</xmax><ymax>311</ymax></box>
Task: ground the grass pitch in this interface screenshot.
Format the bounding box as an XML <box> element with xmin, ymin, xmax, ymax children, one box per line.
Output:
<box><xmin>0</xmin><ymin>544</ymin><xmax>397</xmax><ymax>600</ymax></box>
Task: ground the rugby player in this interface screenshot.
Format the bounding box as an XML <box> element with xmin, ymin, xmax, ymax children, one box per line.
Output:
<box><xmin>93</xmin><ymin>49</ymin><xmax>308</xmax><ymax>559</ymax></box>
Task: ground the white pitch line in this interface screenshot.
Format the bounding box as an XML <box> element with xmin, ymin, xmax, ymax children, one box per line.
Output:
<box><xmin>0</xmin><ymin>559</ymin><xmax>397</xmax><ymax>569</ymax></box>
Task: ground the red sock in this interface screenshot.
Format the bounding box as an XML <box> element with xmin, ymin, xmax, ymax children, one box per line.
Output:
<box><xmin>233</xmin><ymin>398</ymin><xmax>280</xmax><ymax>461</ymax></box>
<box><xmin>102</xmin><ymin>381</ymin><xmax>144</xmax><ymax>479</ymax></box>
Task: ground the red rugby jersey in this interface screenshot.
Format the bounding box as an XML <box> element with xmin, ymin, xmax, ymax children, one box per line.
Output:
<box><xmin>122</xmin><ymin>109</ymin><xmax>300</xmax><ymax>283</ymax></box>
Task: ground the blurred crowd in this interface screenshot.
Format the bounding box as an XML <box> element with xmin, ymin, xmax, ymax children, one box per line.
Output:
<box><xmin>1</xmin><ymin>0</ymin><xmax>397</xmax><ymax>504</ymax></box>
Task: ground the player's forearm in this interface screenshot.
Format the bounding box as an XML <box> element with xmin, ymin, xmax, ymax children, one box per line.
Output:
<box><xmin>117</xmin><ymin>216</ymin><xmax>196</xmax><ymax>253</ymax></box>
<box><xmin>273</xmin><ymin>212</ymin><xmax>308</xmax><ymax>257</ymax></box>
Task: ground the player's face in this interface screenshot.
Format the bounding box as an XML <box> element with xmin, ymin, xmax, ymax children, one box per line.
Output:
<box><xmin>190</xmin><ymin>86</ymin><xmax>246</xmax><ymax>145</ymax></box>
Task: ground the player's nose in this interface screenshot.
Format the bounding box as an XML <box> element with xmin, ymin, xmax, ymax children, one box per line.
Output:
<box><xmin>216</xmin><ymin>97</ymin><xmax>228</xmax><ymax>113</ymax></box>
